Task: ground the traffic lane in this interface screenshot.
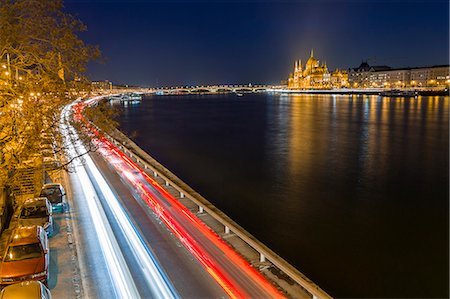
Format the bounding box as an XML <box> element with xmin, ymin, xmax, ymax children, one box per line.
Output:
<box><xmin>66</xmin><ymin>166</ymin><xmax>117</xmax><ymax>299</ymax></box>
<box><xmin>85</xmin><ymin>159</ymin><xmax>166</xmax><ymax>298</ymax></box>
<box><xmin>90</xmin><ymin>150</ymin><xmax>229</xmax><ymax>298</ymax></box>
<box><xmin>142</xmin><ymin>179</ymin><xmax>276</xmax><ymax>298</ymax></box>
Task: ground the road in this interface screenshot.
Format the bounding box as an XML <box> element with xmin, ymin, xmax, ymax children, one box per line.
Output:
<box><xmin>61</xmin><ymin>99</ymin><xmax>285</xmax><ymax>298</ymax></box>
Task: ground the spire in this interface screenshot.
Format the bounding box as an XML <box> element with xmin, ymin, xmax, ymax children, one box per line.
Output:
<box><xmin>310</xmin><ymin>48</ymin><xmax>314</xmax><ymax>58</ymax></box>
<box><xmin>299</xmin><ymin>59</ymin><xmax>302</xmax><ymax>70</ymax></box>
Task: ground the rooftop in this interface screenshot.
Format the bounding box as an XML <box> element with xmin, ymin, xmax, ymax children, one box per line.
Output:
<box><xmin>0</xmin><ymin>281</ymin><xmax>43</xmax><ymax>298</ymax></box>
<box><xmin>23</xmin><ymin>197</ymin><xmax>48</xmax><ymax>207</ymax></box>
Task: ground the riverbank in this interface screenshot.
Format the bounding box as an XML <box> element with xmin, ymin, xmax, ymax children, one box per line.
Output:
<box><xmin>268</xmin><ymin>87</ymin><xmax>449</xmax><ymax>96</ymax></box>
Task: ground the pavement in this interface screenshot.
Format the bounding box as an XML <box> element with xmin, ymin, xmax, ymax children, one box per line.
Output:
<box><xmin>41</xmin><ymin>169</ymin><xmax>84</xmax><ymax>299</ymax></box>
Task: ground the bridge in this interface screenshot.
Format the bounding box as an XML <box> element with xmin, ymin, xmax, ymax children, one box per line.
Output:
<box><xmin>151</xmin><ymin>84</ymin><xmax>271</xmax><ymax>94</ymax></box>
<box><xmin>96</xmin><ymin>84</ymin><xmax>275</xmax><ymax>95</ymax></box>
<box><xmin>95</xmin><ymin>84</ymin><xmax>448</xmax><ymax>97</ymax></box>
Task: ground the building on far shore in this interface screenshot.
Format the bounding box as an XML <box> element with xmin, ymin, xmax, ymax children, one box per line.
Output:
<box><xmin>288</xmin><ymin>50</ymin><xmax>349</xmax><ymax>89</ymax></box>
<box><xmin>92</xmin><ymin>80</ymin><xmax>113</xmax><ymax>91</ymax></box>
<box><xmin>348</xmin><ymin>62</ymin><xmax>450</xmax><ymax>88</ymax></box>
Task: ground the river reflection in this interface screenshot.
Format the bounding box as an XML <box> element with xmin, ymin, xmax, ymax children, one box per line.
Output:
<box><xmin>118</xmin><ymin>94</ymin><xmax>448</xmax><ymax>298</ymax></box>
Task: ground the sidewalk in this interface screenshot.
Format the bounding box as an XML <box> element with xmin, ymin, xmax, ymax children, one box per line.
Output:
<box><xmin>46</xmin><ymin>169</ymin><xmax>83</xmax><ymax>299</ymax></box>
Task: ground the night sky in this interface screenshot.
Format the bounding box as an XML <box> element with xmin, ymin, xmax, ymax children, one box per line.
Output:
<box><xmin>65</xmin><ymin>0</ymin><xmax>449</xmax><ymax>87</ymax></box>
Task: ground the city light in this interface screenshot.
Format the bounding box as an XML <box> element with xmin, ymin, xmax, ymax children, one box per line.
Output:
<box><xmin>0</xmin><ymin>1</ymin><xmax>448</xmax><ymax>299</ymax></box>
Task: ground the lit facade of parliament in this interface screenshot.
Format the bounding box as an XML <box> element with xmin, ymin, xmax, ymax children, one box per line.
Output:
<box><xmin>288</xmin><ymin>49</ymin><xmax>449</xmax><ymax>89</ymax></box>
<box><xmin>288</xmin><ymin>49</ymin><xmax>349</xmax><ymax>89</ymax></box>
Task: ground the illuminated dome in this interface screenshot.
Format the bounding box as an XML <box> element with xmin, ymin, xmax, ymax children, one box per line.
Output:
<box><xmin>305</xmin><ymin>49</ymin><xmax>319</xmax><ymax>69</ymax></box>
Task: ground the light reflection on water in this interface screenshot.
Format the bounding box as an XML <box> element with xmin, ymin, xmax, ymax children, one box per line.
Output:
<box><xmin>118</xmin><ymin>94</ymin><xmax>448</xmax><ymax>298</ymax></box>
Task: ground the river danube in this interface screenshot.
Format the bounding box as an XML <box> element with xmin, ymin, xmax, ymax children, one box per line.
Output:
<box><xmin>117</xmin><ymin>93</ymin><xmax>448</xmax><ymax>298</ymax></box>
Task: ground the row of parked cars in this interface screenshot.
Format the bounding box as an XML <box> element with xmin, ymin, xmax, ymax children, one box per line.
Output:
<box><xmin>0</xmin><ymin>183</ymin><xmax>67</xmax><ymax>299</ymax></box>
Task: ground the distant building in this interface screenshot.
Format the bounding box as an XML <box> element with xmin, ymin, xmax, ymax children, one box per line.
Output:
<box><xmin>348</xmin><ymin>63</ymin><xmax>449</xmax><ymax>88</ymax></box>
<box><xmin>348</xmin><ymin>62</ymin><xmax>391</xmax><ymax>88</ymax></box>
<box><xmin>288</xmin><ymin>49</ymin><xmax>349</xmax><ymax>89</ymax></box>
<box><xmin>92</xmin><ymin>80</ymin><xmax>113</xmax><ymax>91</ymax></box>
<box><xmin>409</xmin><ymin>66</ymin><xmax>449</xmax><ymax>87</ymax></box>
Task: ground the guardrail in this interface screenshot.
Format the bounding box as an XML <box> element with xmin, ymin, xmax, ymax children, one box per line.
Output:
<box><xmin>103</xmin><ymin>129</ymin><xmax>332</xmax><ymax>299</ymax></box>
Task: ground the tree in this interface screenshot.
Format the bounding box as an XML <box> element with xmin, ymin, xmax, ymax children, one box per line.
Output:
<box><xmin>0</xmin><ymin>0</ymin><xmax>100</xmax><ymax>191</ymax></box>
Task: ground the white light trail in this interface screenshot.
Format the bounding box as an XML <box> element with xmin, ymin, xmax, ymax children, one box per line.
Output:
<box><xmin>61</xmin><ymin>104</ymin><xmax>140</xmax><ymax>299</ymax></box>
<box><xmin>61</xmin><ymin>102</ymin><xmax>178</xmax><ymax>299</ymax></box>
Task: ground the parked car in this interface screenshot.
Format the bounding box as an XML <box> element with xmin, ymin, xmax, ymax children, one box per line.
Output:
<box><xmin>40</xmin><ymin>183</ymin><xmax>67</xmax><ymax>212</ymax></box>
<box><xmin>0</xmin><ymin>280</ymin><xmax>52</xmax><ymax>299</ymax></box>
<box><xmin>0</xmin><ymin>226</ymin><xmax>49</xmax><ymax>286</ymax></box>
<box><xmin>17</xmin><ymin>198</ymin><xmax>53</xmax><ymax>236</ymax></box>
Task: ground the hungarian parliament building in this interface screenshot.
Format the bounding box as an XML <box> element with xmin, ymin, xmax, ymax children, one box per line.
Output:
<box><xmin>288</xmin><ymin>50</ymin><xmax>349</xmax><ymax>89</ymax></box>
<box><xmin>288</xmin><ymin>50</ymin><xmax>449</xmax><ymax>89</ymax></box>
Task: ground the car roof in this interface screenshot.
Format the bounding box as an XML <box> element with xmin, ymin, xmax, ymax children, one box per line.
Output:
<box><xmin>23</xmin><ymin>197</ymin><xmax>48</xmax><ymax>207</ymax></box>
<box><xmin>8</xmin><ymin>226</ymin><xmax>41</xmax><ymax>246</ymax></box>
<box><xmin>42</xmin><ymin>183</ymin><xmax>62</xmax><ymax>189</ymax></box>
<box><xmin>0</xmin><ymin>281</ymin><xmax>43</xmax><ymax>298</ymax></box>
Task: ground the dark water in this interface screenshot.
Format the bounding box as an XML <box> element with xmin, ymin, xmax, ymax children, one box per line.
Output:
<box><xmin>117</xmin><ymin>94</ymin><xmax>449</xmax><ymax>298</ymax></box>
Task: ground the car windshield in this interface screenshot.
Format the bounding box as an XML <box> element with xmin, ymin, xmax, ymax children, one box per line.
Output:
<box><xmin>20</xmin><ymin>206</ymin><xmax>48</xmax><ymax>218</ymax></box>
<box><xmin>4</xmin><ymin>243</ymin><xmax>43</xmax><ymax>262</ymax></box>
